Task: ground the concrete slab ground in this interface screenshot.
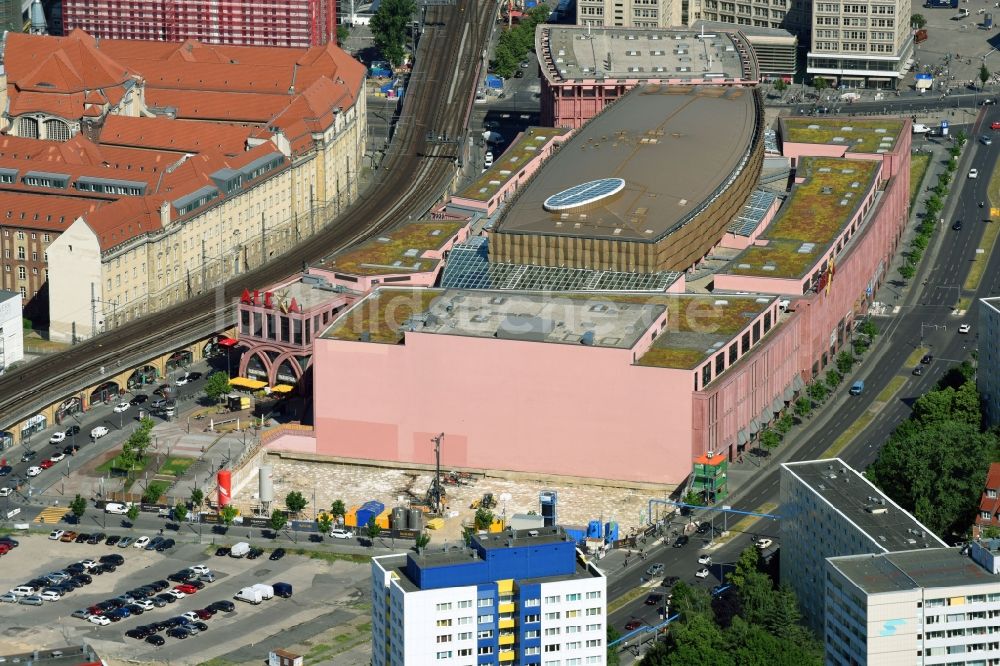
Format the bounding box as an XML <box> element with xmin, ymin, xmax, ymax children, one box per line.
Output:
<box><xmin>912</xmin><ymin>2</ymin><xmax>1000</xmax><ymax>94</ymax></box>
<box><xmin>236</xmin><ymin>454</ymin><xmax>662</xmax><ymax>542</ymax></box>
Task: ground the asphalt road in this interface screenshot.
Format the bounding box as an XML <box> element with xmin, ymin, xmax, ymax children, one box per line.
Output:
<box><xmin>608</xmin><ymin>107</ymin><xmax>1000</xmax><ymax>639</ymax></box>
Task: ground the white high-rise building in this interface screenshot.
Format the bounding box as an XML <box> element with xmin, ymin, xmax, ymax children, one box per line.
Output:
<box><xmin>980</xmin><ymin>297</ymin><xmax>1000</xmax><ymax>426</ymax></box>
<box><xmin>826</xmin><ymin>541</ymin><xmax>1000</xmax><ymax>665</ymax></box>
<box><xmin>780</xmin><ymin>459</ymin><xmax>947</xmax><ymax>632</ymax></box>
<box><xmin>371</xmin><ymin>526</ymin><xmax>607</xmax><ymax>666</ymax></box>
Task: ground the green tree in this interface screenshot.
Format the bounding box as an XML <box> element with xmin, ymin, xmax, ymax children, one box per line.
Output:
<box><xmin>899</xmin><ymin>263</ymin><xmax>916</xmax><ymax>280</ymax></box>
<box><xmin>336</xmin><ymin>24</ymin><xmax>350</xmax><ymax>46</ymax></box>
<box><xmin>765</xmin><ymin>584</ymin><xmax>803</xmax><ymax>640</ymax></box>
<box><xmin>738</xmin><ymin>570</ymin><xmax>776</xmax><ymax>626</ymax></box>
<box><xmin>204</xmin><ymin>371</ymin><xmax>232</xmax><ymax>405</ymax></box>
<box><xmin>759</xmin><ymin>428</ymin><xmax>781</xmax><ymax>451</ymax></box>
<box><xmin>794</xmin><ymin>397</ymin><xmax>812</xmax><ymax>419</ymax></box>
<box><xmin>775</xmin><ymin>413</ymin><xmax>794</xmax><ymax>435</ymax></box>
<box><xmin>330</xmin><ymin>499</ymin><xmax>346</xmax><ymax>524</ymax></box>
<box><xmin>858</xmin><ymin>319</ymin><xmax>879</xmax><ymax>339</ymax></box>
<box><xmin>142</xmin><ymin>481</ymin><xmax>168</xmax><ymax>504</ymax></box>
<box><xmin>371</xmin><ymin>0</ymin><xmax>416</xmax><ymax>67</ymax></box>
<box><xmin>173</xmin><ymin>502</ymin><xmax>188</xmax><ymax>523</ymax></box>
<box><xmin>981</xmin><ymin>63</ymin><xmax>991</xmax><ymax>88</ymax></box>
<box><xmin>269</xmin><ymin>510</ymin><xmax>288</xmax><ymax>533</ymax></box>
<box><xmin>773</xmin><ymin>79</ymin><xmax>788</xmax><ymax>93</ymax></box>
<box><xmin>415</xmin><ymin>531</ymin><xmax>431</xmax><ymax>552</ymax></box>
<box><xmin>317</xmin><ymin>514</ymin><xmax>333</xmax><ymax>536</ymax></box>
<box><xmin>366</xmin><ymin>516</ymin><xmax>382</xmax><ymax>546</ymax></box>
<box><xmin>825</xmin><ymin>369</ymin><xmax>842</xmax><ymax>390</ymax></box>
<box><xmin>868</xmin><ymin>420</ymin><xmax>993</xmax><ymax>537</ymax></box>
<box><xmin>220</xmin><ymin>504</ymin><xmax>239</xmax><ymax>529</ymax></box>
<box><xmin>607</xmin><ymin>626</ymin><xmax>621</xmax><ymax>666</ymax></box>
<box><xmin>190</xmin><ymin>488</ymin><xmax>204</xmax><ymax>511</ymax></box>
<box><xmin>474</xmin><ymin>507</ymin><xmax>495</xmax><ymax>530</ymax></box>
<box><xmin>727</xmin><ymin>546</ymin><xmax>762</xmax><ymax>589</ymax></box>
<box><xmin>956</xmin><ymin>129</ymin><xmax>968</xmax><ymax>146</ymax></box>
<box><xmin>285</xmin><ymin>490</ymin><xmax>308</xmax><ymax>515</ymax></box>
<box><xmin>911</xmin><ymin>13</ymin><xmax>926</xmax><ymax>28</ymax></box>
<box><xmin>836</xmin><ymin>350</ymin><xmax>855</xmax><ymax>375</ymax></box>
<box><xmin>812</xmin><ymin>76</ymin><xmax>829</xmax><ymax>93</ymax></box>
<box><xmin>126</xmin><ymin>503</ymin><xmax>140</xmax><ymax>525</ymax></box>
<box><xmin>69</xmin><ymin>494</ymin><xmax>87</xmax><ymax>522</ymax></box>
<box><xmin>807</xmin><ymin>381</ymin><xmax>828</xmax><ymax>403</ymax></box>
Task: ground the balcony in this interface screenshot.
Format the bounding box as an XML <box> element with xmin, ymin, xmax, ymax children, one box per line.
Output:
<box><xmin>499</xmin><ymin>601</ymin><xmax>515</xmax><ymax>614</ymax></box>
<box><xmin>499</xmin><ymin>633</ymin><xmax>515</xmax><ymax>646</ymax></box>
<box><xmin>499</xmin><ymin>649</ymin><xmax>515</xmax><ymax>662</ymax></box>
<box><xmin>498</xmin><ymin>617</ymin><xmax>515</xmax><ymax>630</ymax></box>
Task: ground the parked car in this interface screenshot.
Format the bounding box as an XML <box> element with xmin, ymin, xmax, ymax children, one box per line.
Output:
<box><xmin>113</xmin><ymin>402</ymin><xmax>130</xmax><ymax>413</ymax></box>
<box><xmin>184</xmin><ymin>579</ymin><xmax>206</xmax><ymax>590</ymax></box>
<box><xmin>59</xmin><ymin>532</ymin><xmax>78</xmax><ymax>542</ymax></box>
<box><xmin>62</xmin><ymin>445</ymin><xmax>78</xmax><ymax>456</ymax></box>
<box><xmin>169</xmin><ymin>570</ymin><xmax>196</xmax><ymax>583</ymax></box>
<box><xmin>672</xmin><ymin>535</ymin><xmax>689</xmax><ymax>548</ymax></box>
<box><xmin>269</xmin><ymin>548</ymin><xmax>286</xmax><ymax>561</ymax></box>
<box><xmin>167</xmin><ymin>590</ymin><xmax>187</xmax><ymax>600</ymax></box>
<box><xmin>329</xmin><ymin>529</ymin><xmax>353</xmax><ymax>539</ymax></box>
<box><xmin>19</xmin><ymin>595</ymin><xmax>44</xmax><ymax>606</ymax></box>
<box><xmin>88</xmin><ymin>533</ymin><xmax>106</xmax><ymax>545</ymax></box>
<box><xmin>49</xmin><ymin>431</ymin><xmax>66</xmax><ymax>444</ymax></box>
<box><xmin>89</xmin><ymin>614</ymin><xmax>112</xmax><ymax>626</ymax></box>
<box><xmin>695</xmin><ymin>567</ymin><xmax>711</xmax><ymax>579</ymax></box>
<box><xmin>126</xmin><ymin>604</ymin><xmax>146</xmax><ymax>616</ymax></box>
<box><xmin>117</xmin><ymin>537</ymin><xmax>134</xmax><ymax>548</ymax></box>
<box><xmin>755</xmin><ymin>537</ymin><xmax>774</xmax><ymax>550</ymax></box>
<box><xmin>208</xmin><ymin>600</ymin><xmax>235</xmax><ymax>613</ymax></box>
<box><xmin>146</xmin><ymin>634</ymin><xmax>166</xmax><ymax>646</ymax></box>
<box><xmin>71</xmin><ymin>609</ymin><xmax>91</xmax><ymax>620</ymax></box>
<box><xmin>166</xmin><ymin>626</ymin><xmax>191</xmax><ymax>639</ymax></box>
<box><xmin>214</xmin><ymin>546</ymin><xmax>231</xmax><ymax>556</ymax></box>
<box><xmin>198</xmin><ymin>572</ymin><xmax>216</xmax><ymax>583</ymax></box>
<box><xmin>696</xmin><ymin>522</ymin><xmax>712</xmax><ymax>535</ymax></box>
<box><xmin>133</xmin><ymin>536</ymin><xmax>151</xmax><ymax>549</ymax></box>
<box><xmin>130</xmin><ymin>394</ymin><xmax>148</xmax><ymax>405</ymax></box>
<box><xmin>72</xmin><ymin>574</ymin><xmax>93</xmax><ymax>586</ymax></box>
<box><xmin>146</xmin><ymin>536</ymin><xmax>165</xmax><ymax>551</ymax></box>
<box><xmin>21</xmin><ymin>450</ymin><xmax>37</xmax><ymax>462</ymax></box>
<box><xmin>90</xmin><ymin>426</ymin><xmax>109</xmax><ymax>439</ymax></box>
<box><xmin>40</xmin><ymin>590</ymin><xmax>62</xmax><ymax>602</ymax></box>
<box><xmin>125</xmin><ymin>627</ymin><xmax>151</xmax><ymax>639</ymax></box>
<box><xmin>0</xmin><ymin>487</ymin><xmax>11</xmax><ymax>497</ymax></box>
<box><xmin>0</xmin><ymin>466</ymin><xmax>11</xmax><ymax>477</ymax></box>
<box><xmin>105</xmin><ymin>535</ymin><xmax>121</xmax><ymax>546</ymax></box>
<box><xmin>246</xmin><ymin>547</ymin><xmax>264</xmax><ymax>560</ymax></box>
<box><xmin>0</xmin><ymin>593</ymin><xmax>17</xmax><ymax>603</ymax></box>
<box><xmin>698</xmin><ymin>554</ymin><xmax>712</xmax><ymax>565</ymax></box>
<box><xmin>187</xmin><ymin>372</ymin><xmax>203</xmax><ymax>381</ymax></box>
<box><xmin>74</xmin><ymin>533</ymin><xmax>89</xmax><ymax>543</ymax></box>
<box><xmin>0</xmin><ymin>537</ymin><xmax>17</xmax><ymax>549</ymax></box>
<box><xmin>149</xmin><ymin>580</ymin><xmax>170</xmax><ymax>592</ymax></box>
<box><xmin>175</xmin><ymin>584</ymin><xmax>198</xmax><ymax>595</ymax></box>
<box><xmin>65</xmin><ymin>425</ymin><xmax>81</xmax><ymax>436</ymax></box>
<box><xmin>195</xmin><ymin>607</ymin><xmax>215</xmax><ymax>619</ymax></box>
<box><xmin>27</xmin><ymin>466</ymin><xmax>43</xmax><ymax>477</ymax></box>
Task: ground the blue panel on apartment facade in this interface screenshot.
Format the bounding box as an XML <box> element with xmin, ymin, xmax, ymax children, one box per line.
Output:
<box><xmin>406</xmin><ymin>538</ymin><xmax>576</xmax><ymax>590</ymax></box>
<box><xmin>478</xmin><ymin>583</ymin><xmax>499</xmax><ymax>665</ymax></box>
<box><xmin>518</xmin><ymin>582</ymin><xmax>542</xmax><ymax>665</ymax></box>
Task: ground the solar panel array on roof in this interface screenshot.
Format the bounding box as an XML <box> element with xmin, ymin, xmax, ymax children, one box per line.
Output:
<box><xmin>440</xmin><ymin>237</ymin><xmax>680</xmax><ymax>292</ymax></box>
<box><xmin>727</xmin><ymin>189</ymin><xmax>777</xmax><ymax>237</ymax></box>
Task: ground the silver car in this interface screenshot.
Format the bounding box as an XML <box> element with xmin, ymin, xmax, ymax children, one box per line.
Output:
<box><xmin>0</xmin><ymin>593</ymin><xmax>17</xmax><ymax>603</ymax></box>
<box><xmin>19</xmin><ymin>595</ymin><xmax>44</xmax><ymax>606</ymax></box>
<box><xmin>117</xmin><ymin>536</ymin><xmax>133</xmax><ymax>548</ymax></box>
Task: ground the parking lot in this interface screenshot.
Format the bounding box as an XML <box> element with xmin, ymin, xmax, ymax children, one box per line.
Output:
<box><xmin>0</xmin><ymin>533</ymin><xmax>372</xmax><ymax>664</ymax></box>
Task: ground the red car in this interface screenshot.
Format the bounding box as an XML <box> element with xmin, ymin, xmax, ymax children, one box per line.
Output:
<box><xmin>39</xmin><ymin>459</ymin><xmax>55</xmax><ymax>469</ymax></box>
<box><xmin>993</xmin><ymin>121</ymin><xmax>1000</xmax><ymax>130</ymax></box>
<box><xmin>624</xmin><ymin>620</ymin><xmax>643</xmax><ymax>631</ymax></box>
<box><xmin>87</xmin><ymin>605</ymin><xmax>104</xmax><ymax>616</ymax></box>
<box><xmin>195</xmin><ymin>608</ymin><xmax>215</xmax><ymax>619</ymax></box>
<box><xmin>175</xmin><ymin>584</ymin><xmax>198</xmax><ymax>595</ymax></box>
<box><xmin>0</xmin><ymin>544</ymin><xmax>11</xmax><ymax>555</ymax></box>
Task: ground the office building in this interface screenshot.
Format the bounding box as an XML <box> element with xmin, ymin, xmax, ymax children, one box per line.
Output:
<box><xmin>807</xmin><ymin>0</ymin><xmax>913</xmax><ymax>89</ymax></box>
<box><xmin>981</xmin><ymin>297</ymin><xmax>1000</xmax><ymax>426</ymax></box>
<box><xmin>780</xmin><ymin>459</ymin><xmax>947</xmax><ymax>633</ymax></box>
<box><xmin>826</xmin><ymin>541</ymin><xmax>1000</xmax><ymax>665</ymax></box>
<box><xmin>62</xmin><ymin>0</ymin><xmax>337</xmax><ymax>48</ymax></box>
<box><xmin>576</xmin><ymin>0</ymin><xmax>809</xmax><ymax>38</ymax></box>
<box><xmin>370</xmin><ymin>526</ymin><xmax>607</xmax><ymax>666</ymax></box>
<box><xmin>0</xmin><ymin>290</ymin><xmax>23</xmax><ymax>374</ymax></box>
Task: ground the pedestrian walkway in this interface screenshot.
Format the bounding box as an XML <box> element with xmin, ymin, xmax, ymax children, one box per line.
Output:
<box><xmin>34</xmin><ymin>506</ymin><xmax>69</xmax><ymax>524</ymax></box>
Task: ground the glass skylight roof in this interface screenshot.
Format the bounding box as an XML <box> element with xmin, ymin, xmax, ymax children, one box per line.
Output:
<box><xmin>542</xmin><ymin>178</ymin><xmax>626</xmax><ymax>212</ymax></box>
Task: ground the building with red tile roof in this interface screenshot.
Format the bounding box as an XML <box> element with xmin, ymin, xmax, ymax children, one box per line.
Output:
<box><xmin>0</xmin><ymin>30</ymin><xmax>367</xmax><ymax>338</ymax></box>
<box><xmin>975</xmin><ymin>463</ymin><xmax>1000</xmax><ymax>539</ymax></box>
<box><xmin>62</xmin><ymin>0</ymin><xmax>336</xmax><ymax>50</ymax></box>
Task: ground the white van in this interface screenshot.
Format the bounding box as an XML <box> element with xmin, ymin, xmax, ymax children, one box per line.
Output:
<box><xmin>104</xmin><ymin>502</ymin><xmax>128</xmax><ymax>515</ymax></box>
<box><xmin>10</xmin><ymin>586</ymin><xmax>35</xmax><ymax>597</ymax></box>
<box><xmin>234</xmin><ymin>586</ymin><xmax>263</xmax><ymax>604</ymax></box>
<box><xmin>251</xmin><ymin>584</ymin><xmax>274</xmax><ymax>600</ymax></box>
<box><xmin>230</xmin><ymin>542</ymin><xmax>251</xmax><ymax>558</ymax></box>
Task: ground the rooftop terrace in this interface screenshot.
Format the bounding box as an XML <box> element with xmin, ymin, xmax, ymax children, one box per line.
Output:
<box><xmin>538</xmin><ymin>26</ymin><xmax>757</xmax><ymax>84</ymax></box>
<box><xmin>324</xmin><ymin>287</ymin><xmax>774</xmax><ymax>370</ymax></box>
<box><xmin>781</xmin><ymin>117</ymin><xmax>905</xmax><ymax>154</ymax></box>
<box><xmin>316</xmin><ymin>220</ymin><xmax>465</xmax><ymax>276</ymax></box>
<box><xmin>724</xmin><ymin>157</ymin><xmax>880</xmax><ymax>279</ymax></box>
<box><xmin>456</xmin><ymin>127</ymin><xmax>568</xmax><ymax>203</ymax></box>
<box><xmin>829</xmin><ymin>548</ymin><xmax>997</xmax><ymax>595</ymax></box>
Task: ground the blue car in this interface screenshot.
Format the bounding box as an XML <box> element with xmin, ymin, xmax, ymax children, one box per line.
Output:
<box><xmin>110</xmin><ymin>607</ymin><xmax>131</xmax><ymax>620</ymax></box>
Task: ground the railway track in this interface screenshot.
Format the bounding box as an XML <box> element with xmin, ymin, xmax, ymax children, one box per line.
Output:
<box><xmin>0</xmin><ymin>0</ymin><xmax>493</xmax><ymax>429</ymax></box>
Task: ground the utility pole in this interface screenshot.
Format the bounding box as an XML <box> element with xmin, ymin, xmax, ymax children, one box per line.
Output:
<box><xmin>201</xmin><ymin>238</ymin><xmax>207</xmax><ymax>288</ymax></box>
<box><xmin>90</xmin><ymin>282</ymin><xmax>97</xmax><ymax>336</ymax></box>
<box><xmin>260</xmin><ymin>212</ymin><xmax>266</xmax><ymax>263</ymax></box>
<box><xmin>431</xmin><ymin>433</ymin><xmax>444</xmax><ymax>514</ymax></box>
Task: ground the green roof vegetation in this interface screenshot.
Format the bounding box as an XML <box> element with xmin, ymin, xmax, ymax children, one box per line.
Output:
<box><xmin>321</xmin><ymin>221</ymin><xmax>464</xmax><ymax>276</ymax></box>
<box><xmin>456</xmin><ymin>127</ymin><xmax>568</xmax><ymax>203</ymax></box>
<box><xmin>725</xmin><ymin>156</ymin><xmax>880</xmax><ymax>279</ymax></box>
<box><xmin>323</xmin><ymin>288</ymin><xmax>443</xmax><ymax>343</ymax></box>
<box><xmin>637</xmin><ymin>295</ymin><xmax>774</xmax><ymax>369</ymax></box>
<box><xmin>782</xmin><ymin>117</ymin><xmax>905</xmax><ymax>154</ymax></box>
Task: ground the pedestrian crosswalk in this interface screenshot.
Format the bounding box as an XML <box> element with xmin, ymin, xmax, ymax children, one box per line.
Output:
<box><xmin>34</xmin><ymin>506</ymin><xmax>69</xmax><ymax>524</ymax></box>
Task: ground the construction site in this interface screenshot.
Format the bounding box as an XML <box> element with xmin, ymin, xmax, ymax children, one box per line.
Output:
<box><xmin>231</xmin><ymin>453</ymin><xmax>661</xmax><ymax>543</ymax></box>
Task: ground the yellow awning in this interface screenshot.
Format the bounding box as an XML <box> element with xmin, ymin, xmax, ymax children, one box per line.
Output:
<box><xmin>271</xmin><ymin>384</ymin><xmax>294</xmax><ymax>393</ymax></box>
<box><xmin>230</xmin><ymin>377</ymin><xmax>267</xmax><ymax>390</ymax></box>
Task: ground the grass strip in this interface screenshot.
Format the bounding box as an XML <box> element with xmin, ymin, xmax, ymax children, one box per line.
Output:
<box><xmin>905</xmin><ymin>347</ymin><xmax>929</xmax><ymax>367</ymax></box>
<box><xmin>963</xmin><ymin>220</ymin><xmax>1000</xmax><ymax>291</ymax></box>
<box><xmin>823</xmin><ymin>411</ymin><xmax>875</xmax><ymax>459</ymax></box>
<box><xmin>874</xmin><ymin>375</ymin><xmax>906</xmax><ymax>404</ymax></box>
<box><xmin>909</xmin><ymin>152</ymin><xmax>931</xmax><ymax>207</ymax></box>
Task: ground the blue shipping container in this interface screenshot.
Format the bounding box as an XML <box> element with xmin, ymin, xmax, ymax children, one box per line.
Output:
<box><xmin>357</xmin><ymin>500</ymin><xmax>386</xmax><ymax>528</ymax></box>
<box><xmin>485</xmin><ymin>74</ymin><xmax>504</xmax><ymax>89</ymax></box>
<box><xmin>564</xmin><ymin>527</ymin><xmax>586</xmax><ymax>544</ymax></box>
<box><xmin>587</xmin><ymin>520</ymin><xmax>602</xmax><ymax>538</ymax></box>
<box><xmin>604</xmin><ymin>521</ymin><xmax>619</xmax><ymax>543</ymax></box>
